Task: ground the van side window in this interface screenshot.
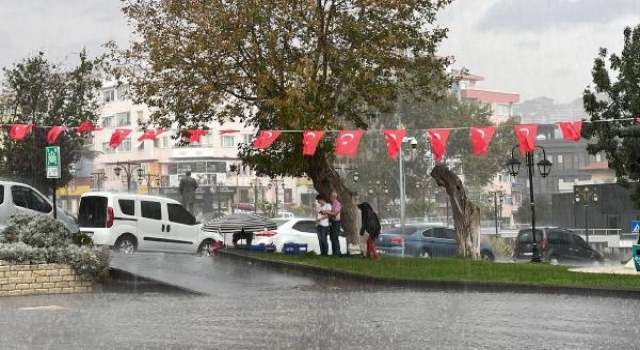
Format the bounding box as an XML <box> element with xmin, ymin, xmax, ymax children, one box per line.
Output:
<box><xmin>12</xmin><ymin>185</ymin><xmax>52</xmax><ymax>213</ymax></box>
<box><xmin>167</xmin><ymin>203</ymin><xmax>195</xmax><ymax>225</ymax></box>
<box><xmin>118</xmin><ymin>200</ymin><xmax>135</xmax><ymax>216</ymax></box>
<box><xmin>0</xmin><ymin>185</ymin><xmax>4</xmax><ymax>204</ymax></box>
<box><xmin>141</xmin><ymin>201</ymin><xmax>162</xmax><ymax>220</ymax></box>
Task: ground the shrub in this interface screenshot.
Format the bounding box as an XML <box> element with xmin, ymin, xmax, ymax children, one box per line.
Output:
<box><xmin>2</xmin><ymin>214</ymin><xmax>70</xmax><ymax>248</ymax></box>
<box><xmin>0</xmin><ymin>214</ymin><xmax>111</xmax><ymax>281</ymax></box>
<box><xmin>486</xmin><ymin>237</ymin><xmax>513</xmax><ymax>259</ymax></box>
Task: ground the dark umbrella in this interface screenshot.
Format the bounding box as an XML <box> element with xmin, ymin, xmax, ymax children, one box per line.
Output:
<box><xmin>202</xmin><ymin>213</ymin><xmax>277</xmax><ymax>246</ymax></box>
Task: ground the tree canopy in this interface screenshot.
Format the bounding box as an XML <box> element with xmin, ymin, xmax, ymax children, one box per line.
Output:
<box><xmin>115</xmin><ymin>0</ymin><xmax>455</xmax><ymax>243</ymax></box>
<box><xmin>582</xmin><ymin>24</ymin><xmax>640</xmax><ymax>205</ymax></box>
<box><xmin>0</xmin><ymin>50</ymin><xmax>103</xmax><ymax>195</ymax></box>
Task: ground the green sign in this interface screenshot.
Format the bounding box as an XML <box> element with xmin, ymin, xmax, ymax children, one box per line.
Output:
<box><xmin>46</xmin><ymin>146</ymin><xmax>61</xmax><ymax>179</ymax></box>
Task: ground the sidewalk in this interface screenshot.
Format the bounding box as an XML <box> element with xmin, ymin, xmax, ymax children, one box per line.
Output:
<box><xmin>570</xmin><ymin>260</ymin><xmax>640</xmax><ymax>275</ymax></box>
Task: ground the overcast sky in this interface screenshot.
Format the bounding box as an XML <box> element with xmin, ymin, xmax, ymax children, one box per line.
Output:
<box><xmin>1</xmin><ymin>0</ymin><xmax>640</xmax><ymax>104</ymax></box>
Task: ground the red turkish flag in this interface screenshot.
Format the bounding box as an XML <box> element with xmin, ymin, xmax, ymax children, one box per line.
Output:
<box><xmin>383</xmin><ymin>129</ymin><xmax>406</xmax><ymax>160</ymax></box>
<box><xmin>302</xmin><ymin>130</ymin><xmax>325</xmax><ymax>156</ymax></box>
<box><xmin>558</xmin><ymin>121</ymin><xmax>582</xmax><ymax>142</ymax></box>
<box><xmin>469</xmin><ymin>126</ymin><xmax>496</xmax><ymax>156</ymax></box>
<box><xmin>335</xmin><ymin>130</ymin><xmax>364</xmax><ymax>157</ymax></box>
<box><xmin>109</xmin><ymin>129</ymin><xmax>132</xmax><ymax>149</ymax></box>
<box><xmin>219</xmin><ymin>129</ymin><xmax>240</xmax><ymax>135</ymax></box>
<box><xmin>76</xmin><ymin>121</ymin><xmax>101</xmax><ymax>134</ymax></box>
<box><xmin>514</xmin><ymin>124</ymin><xmax>538</xmax><ymax>154</ymax></box>
<box><xmin>253</xmin><ymin>130</ymin><xmax>282</xmax><ymax>149</ymax></box>
<box><xmin>9</xmin><ymin>123</ymin><xmax>33</xmax><ymax>141</ymax></box>
<box><xmin>427</xmin><ymin>129</ymin><xmax>450</xmax><ymax>162</ymax></box>
<box><xmin>186</xmin><ymin>129</ymin><xmax>207</xmax><ymax>143</ymax></box>
<box><xmin>47</xmin><ymin>126</ymin><xmax>69</xmax><ymax>144</ymax></box>
<box><xmin>138</xmin><ymin>128</ymin><xmax>167</xmax><ymax>142</ymax></box>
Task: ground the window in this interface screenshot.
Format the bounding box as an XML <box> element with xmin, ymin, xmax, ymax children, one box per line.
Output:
<box><xmin>167</xmin><ymin>203</ymin><xmax>196</xmax><ymax>225</ymax></box>
<box><xmin>292</xmin><ymin>220</ymin><xmax>317</xmax><ymax>233</ymax></box>
<box><xmin>497</xmin><ymin>104</ymin><xmax>510</xmax><ymax>116</ymax></box>
<box><xmin>102</xmin><ymin>142</ymin><xmax>111</xmax><ymax>153</ymax></box>
<box><xmin>116</xmin><ymin>112</ymin><xmax>131</xmax><ymax>126</ymax></box>
<box><xmin>221</xmin><ymin>136</ymin><xmax>235</xmax><ymax>148</ymax></box>
<box><xmin>141</xmin><ymin>201</ymin><xmax>162</xmax><ymax>220</ymax></box>
<box><xmin>103</xmin><ymin>89</ymin><xmax>115</xmax><ymax>103</ymax></box>
<box><xmin>557</xmin><ymin>154</ymin><xmax>563</xmax><ymax>164</ymax></box>
<box><xmin>11</xmin><ymin>186</ymin><xmax>52</xmax><ymax>213</ymax></box>
<box><xmin>117</xmin><ymin>85</ymin><xmax>129</xmax><ymax>101</ymax></box>
<box><xmin>596</xmin><ymin>153</ymin><xmax>602</xmax><ymax>162</ymax></box>
<box><xmin>137</xmin><ymin>111</ymin><xmax>144</xmax><ymax>122</ymax></box>
<box><xmin>101</xmin><ymin>116</ymin><xmax>113</xmax><ymax>128</ymax></box>
<box><xmin>0</xmin><ymin>185</ymin><xmax>4</xmax><ymax>204</ymax></box>
<box><xmin>118</xmin><ymin>200</ymin><xmax>135</xmax><ymax>216</ymax></box>
<box><xmin>161</xmin><ymin>137</ymin><xmax>169</xmax><ymax>148</ymax></box>
<box><xmin>117</xmin><ymin>138</ymin><xmax>132</xmax><ymax>152</ymax></box>
<box><xmin>572</xmin><ymin>235</ymin><xmax>591</xmax><ymax>250</ymax></box>
<box><xmin>243</xmin><ymin>134</ymin><xmax>253</xmax><ymax>145</ymax></box>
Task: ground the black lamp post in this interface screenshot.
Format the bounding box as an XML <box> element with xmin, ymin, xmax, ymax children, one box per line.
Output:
<box><xmin>368</xmin><ymin>180</ymin><xmax>388</xmax><ymax>220</ymax></box>
<box><xmin>113</xmin><ymin>161</ymin><xmax>142</xmax><ymax>193</ymax></box>
<box><xmin>91</xmin><ymin>171</ymin><xmax>108</xmax><ymax>191</ymax></box>
<box><xmin>137</xmin><ymin>169</ymin><xmax>161</xmax><ymax>194</ymax></box>
<box><xmin>574</xmin><ymin>186</ymin><xmax>598</xmax><ymax>244</ymax></box>
<box><xmin>506</xmin><ymin>145</ymin><xmax>552</xmax><ymax>263</ymax></box>
<box><xmin>251</xmin><ymin>179</ymin><xmax>262</xmax><ymax>214</ymax></box>
<box><xmin>488</xmin><ymin>190</ymin><xmax>505</xmax><ymax>238</ymax></box>
<box><xmin>269</xmin><ymin>179</ymin><xmax>286</xmax><ymax>214</ymax></box>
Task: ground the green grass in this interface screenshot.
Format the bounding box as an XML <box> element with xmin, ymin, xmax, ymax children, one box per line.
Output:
<box><xmin>229</xmin><ymin>251</ymin><xmax>640</xmax><ymax>289</ymax></box>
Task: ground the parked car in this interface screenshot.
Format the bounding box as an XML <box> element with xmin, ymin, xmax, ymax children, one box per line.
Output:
<box><xmin>251</xmin><ymin>218</ymin><xmax>347</xmax><ymax>255</ymax></box>
<box><xmin>77</xmin><ymin>192</ymin><xmax>222</xmax><ymax>255</ymax></box>
<box><xmin>376</xmin><ymin>224</ymin><xmax>495</xmax><ymax>261</ymax></box>
<box><xmin>0</xmin><ymin>180</ymin><xmax>79</xmax><ymax>234</ymax></box>
<box><xmin>513</xmin><ymin>227</ymin><xmax>604</xmax><ymax>265</ymax></box>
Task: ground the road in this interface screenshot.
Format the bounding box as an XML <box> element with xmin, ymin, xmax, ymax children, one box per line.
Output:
<box><xmin>0</xmin><ymin>253</ymin><xmax>638</xmax><ymax>349</ymax></box>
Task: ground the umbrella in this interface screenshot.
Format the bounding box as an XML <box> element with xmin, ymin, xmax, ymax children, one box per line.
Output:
<box><xmin>202</xmin><ymin>213</ymin><xmax>278</xmax><ymax>246</ymax></box>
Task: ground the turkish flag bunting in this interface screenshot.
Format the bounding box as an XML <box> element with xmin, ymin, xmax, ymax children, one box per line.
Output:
<box><xmin>253</xmin><ymin>130</ymin><xmax>282</xmax><ymax>149</ymax></box>
<box><xmin>514</xmin><ymin>124</ymin><xmax>538</xmax><ymax>154</ymax></box>
<box><xmin>427</xmin><ymin>128</ymin><xmax>450</xmax><ymax>162</ymax></box>
<box><xmin>383</xmin><ymin>129</ymin><xmax>406</xmax><ymax>160</ymax></box>
<box><xmin>47</xmin><ymin>126</ymin><xmax>69</xmax><ymax>144</ymax></box>
<box><xmin>636</xmin><ymin>117</ymin><xmax>640</xmax><ymax>123</ymax></box>
<box><xmin>9</xmin><ymin>123</ymin><xmax>33</xmax><ymax>141</ymax></box>
<box><xmin>219</xmin><ymin>129</ymin><xmax>240</xmax><ymax>135</ymax></box>
<box><xmin>335</xmin><ymin>130</ymin><xmax>364</xmax><ymax>157</ymax></box>
<box><xmin>76</xmin><ymin>120</ymin><xmax>101</xmax><ymax>134</ymax></box>
<box><xmin>469</xmin><ymin>126</ymin><xmax>496</xmax><ymax>156</ymax></box>
<box><xmin>558</xmin><ymin>121</ymin><xmax>582</xmax><ymax>142</ymax></box>
<box><xmin>138</xmin><ymin>128</ymin><xmax>166</xmax><ymax>142</ymax></box>
<box><xmin>109</xmin><ymin>129</ymin><xmax>132</xmax><ymax>149</ymax></box>
<box><xmin>186</xmin><ymin>129</ymin><xmax>207</xmax><ymax>143</ymax></box>
<box><xmin>302</xmin><ymin>130</ymin><xmax>325</xmax><ymax>156</ymax></box>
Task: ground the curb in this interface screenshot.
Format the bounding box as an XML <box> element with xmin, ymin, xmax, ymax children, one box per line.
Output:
<box><xmin>217</xmin><ymin>250</ymin><xmax>640</xmax><ymax>299</ymax></box>
<box><xmin>99</xmin><ymin>268</ymin><xmax>205</xmax><ymax>296</ymax></box>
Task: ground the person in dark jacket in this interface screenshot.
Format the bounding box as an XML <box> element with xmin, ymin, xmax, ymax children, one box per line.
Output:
<box><xmin>357</xmin><ymin>202</ymin><xmax>381</xmax><ymax>260</ymax></box>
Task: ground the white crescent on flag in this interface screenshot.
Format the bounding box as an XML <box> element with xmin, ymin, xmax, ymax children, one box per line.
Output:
<box><xmin>475</xmin><ymin>129</ymin><xmax>485</xmax><ymax>138</ymax></box>
<box><xmin>341</xmin><ymin>133</ymin><xmax>354</xmax><ymax>144</ymax></box>
<box><xmin>265</xmin><ymin>131</ymin><xmax>273</xmax><ymax>138</ymax></box>
<box><xmin>307</xmin><ymin>132</ymin><xmax>316</xmax><ymax>139</ymax></box>
<box><xmin>432</xmin><ymin>132</ymin><xmax>441</xmax><ymax>140</ymax></box>
<box><xmin>518</xmin><ymin>128</ymin><xmax>530</xmax><ymax>137</ymax></box>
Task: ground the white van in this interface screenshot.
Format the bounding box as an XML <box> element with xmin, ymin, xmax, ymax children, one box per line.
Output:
<box><xmin>0</xmin><ymin>180</ymin><xmax>78</xmax><ymax>233</ymax></box>
<box><xmin>77</xmin><ymin>192</ymin><xmax>222</xmax><ymax>255</ymax></box>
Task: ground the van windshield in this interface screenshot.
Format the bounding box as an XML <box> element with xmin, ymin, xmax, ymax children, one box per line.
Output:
<box><xmin>78</xmin><ymin>196</ymin><xmax>108</xmax><ymax>228</ymax></box>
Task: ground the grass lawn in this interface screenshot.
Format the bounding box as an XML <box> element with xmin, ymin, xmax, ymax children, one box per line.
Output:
<box><xmin>229</xmin><ymin>250</ymin><xmax>640</xmax><ymax>290</ymax></box>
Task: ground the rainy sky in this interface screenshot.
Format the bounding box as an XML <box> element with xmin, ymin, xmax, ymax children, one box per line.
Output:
<box><xmin>1</xmin><ymin>0</ymin><xmax>640</xmax><ymax>103</ymax></box>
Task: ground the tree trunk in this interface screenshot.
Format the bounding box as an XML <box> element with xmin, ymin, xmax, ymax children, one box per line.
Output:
<box><xmin>430</xmin><ymin>164</ymin><xmax>480</xmax><ymax>259</ymax></box>
<box><xmin>305</xmin><ymin>149</ymin><xmax>361</xmax><ymax>249</ymax></box>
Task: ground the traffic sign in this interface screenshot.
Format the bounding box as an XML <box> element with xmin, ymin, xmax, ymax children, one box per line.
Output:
<box><xmin>632</xmin><ymin>221</ymin><xmax>640</xmax><ymax>234</ymax></box>
<box><xmin>45</xmin><ymin>146</ymin><xmax>61</xmax><ymax>179</ymax></box>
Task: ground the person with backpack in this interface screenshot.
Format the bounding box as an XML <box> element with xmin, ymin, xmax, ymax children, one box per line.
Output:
<box><xmin>357</xmin><ymin>202</ymin><xmax>381</xmax><ymax>260</ymax></box>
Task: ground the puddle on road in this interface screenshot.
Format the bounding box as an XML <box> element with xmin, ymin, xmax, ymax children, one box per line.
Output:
<box><xmin>19</xmin><ymin>305</ymin><xmax>69</xmax><ymax>311</ymax></box>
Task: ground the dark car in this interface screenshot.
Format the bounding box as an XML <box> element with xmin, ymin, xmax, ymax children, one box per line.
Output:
<box><xmin>513</xmin><ymin>227</ymin><xmax>604</xmax><ymax>265</ymax></box>
<box><xmin>376</xmin><ymin>225</ymin><xmax>495</xmax><ymax>261</ymax></box>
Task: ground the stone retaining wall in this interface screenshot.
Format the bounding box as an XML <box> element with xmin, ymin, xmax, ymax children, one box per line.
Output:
<box><xmin>0</xmin><ymin>263</ymin><xmax>93</xmax><ymax>297</ymax></box>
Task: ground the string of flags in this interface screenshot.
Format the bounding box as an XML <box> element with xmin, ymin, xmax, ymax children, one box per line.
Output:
<box><xmin>2</xmin><ymin>117</ymin><xmax>638</xmax><ymax>162</ymax></box>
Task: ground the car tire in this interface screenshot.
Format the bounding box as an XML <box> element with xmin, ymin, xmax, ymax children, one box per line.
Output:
<box><xmin>547</xmin><ymin>255</ymin><xmax>560</xmax><ymax>265</ymax></box>
<box><xmin>197</xmin><ymin>239</ymin><xmax>215</xmax><ymax>257</ymax></box>
<box><xmin>480</xmin><ymin>250</ymin><xmax>495</xmax><ymax>262</ymax></box>
<box><xmin>418</xmin><ymin>249</ymin><xmax>433</xmax><ymax>259</ymax></box>
<box><xmin>113</xmin><ymin>234</ymin><xmax>137</xmax><ymax>254</ymax></box>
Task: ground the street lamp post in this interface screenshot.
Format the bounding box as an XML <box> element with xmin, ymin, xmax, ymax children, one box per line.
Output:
<box><xmin>91</xmin><ymin>171</ymin><xmax>108</xmax><ymax>191</ymax></box>
<box><xmin>251</xmin><ymin>179</ymin><xmax>262</xmax><ymax>214</ymax></box>
<box><xmin>488</xmin><ymin>190</ymin><xmax>505</xmax><ymax>237</ymax></box>
<box><xmin>269</xmin><ymin>179</ymin><xmax>284</xmax><ymax>215</ymax></box>
<box><xmin>113</xmin><ymin>161</ymin><xmax>142</xmax><ymax>193</ymax></box>
<box><xmin>506</xmin><ymin>145</ymin><xmax>552</xmax><ymax>263</ymax></box>
<box><xmin>137</xmin><ymin>169</ymin><xmax>161</xmax><ymax>195</ymax></box>
<box><xmin>574</xmin><ymin>186</ymin><xmax>598</xmax><ymax>244</ymax></box>
<box><xmin>368</xmin><ymin>180</ymin><xmax>388</xmax><ymax>221</ymax></box>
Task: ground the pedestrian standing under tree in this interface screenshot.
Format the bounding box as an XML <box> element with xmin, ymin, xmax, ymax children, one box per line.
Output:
<box><xmin>322</xmin><ymin>190</ymin><xmax>342</xmax><ymax>257</ymax></box>
<box><xmin>179</xmin><ymin>170</ymin><xmax>198</xmax><ymax>214</ymax></box>
<box><xmin>357</xmin><ymin>202</ymin><xmax>381</xmax><ymax>260</ymax></box>
<box><xmin>315</xmin><ymin>194</ymin><xmax>332</xmax><ymax>256</ymax></box>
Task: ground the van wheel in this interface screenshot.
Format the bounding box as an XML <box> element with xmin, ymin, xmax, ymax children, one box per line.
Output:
<box><xmin>418</xmin><ymin>249</ymin><xmax>433</xmax><ymax>259</ymax></box>
<box><xmin>481</xmin><ymin>251</ymin><xmax>495</xmax><ymax>262</ymax></box>
<box><xmin>197</xmin><ymin>239</ymin><xmax>215</xmax><ymax>257</ymax></box>
<box><xmin>114</xmin><ymin>235</ymin><xmax>137</xmax><ymax>254</ymax></box>
<box><xmin>547</xmin><ymin>256</ymin><xmax>560</xmax><ymax>265</ymax></box>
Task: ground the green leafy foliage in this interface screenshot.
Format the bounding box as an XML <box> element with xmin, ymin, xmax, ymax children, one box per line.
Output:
<box><xmin>582</xmin><ymin>24</ymin><xmax>640</xmax><ymax>206</ymax></box>
<box><xmin>0</xmin><ymin>50</ymin><xmax>104</xmax><ymax>195</ymax></box>
<box><xmin>2</xmin><ymin>214</ymin><xmax>70</xmax><ymax>248</ymax></box>
<box><xmin>72</xmin><ymin>231</ymin><xmax>95</xmax><ymax>247</ymax></box>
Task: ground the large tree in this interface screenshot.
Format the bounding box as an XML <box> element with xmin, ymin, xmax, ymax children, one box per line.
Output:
<box><xmin>114</xmin><ymin>0</ymin><xmax>454</xmax><ymax>244</ymax></box>
<box><xmin>582</xmin><ymin>24</ymin><xmax>640</xmax><ymax>205</ymax></box>
<box><xmin>0</xmin><ymin>50</ymin><xmax>103</xmax><ymax>195</ymax></box>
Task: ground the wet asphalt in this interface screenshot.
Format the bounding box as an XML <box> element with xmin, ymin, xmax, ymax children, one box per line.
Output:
<box><xmin>0</xmin><ymin>253</ymin><xmax>639</xmax><ymax>349</ymax></box>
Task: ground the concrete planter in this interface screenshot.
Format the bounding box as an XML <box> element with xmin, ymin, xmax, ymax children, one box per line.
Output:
<box><xmin>0</xmin><ymin>263</ymin><xmax>93</xmax><ymax>297</ymax></box>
